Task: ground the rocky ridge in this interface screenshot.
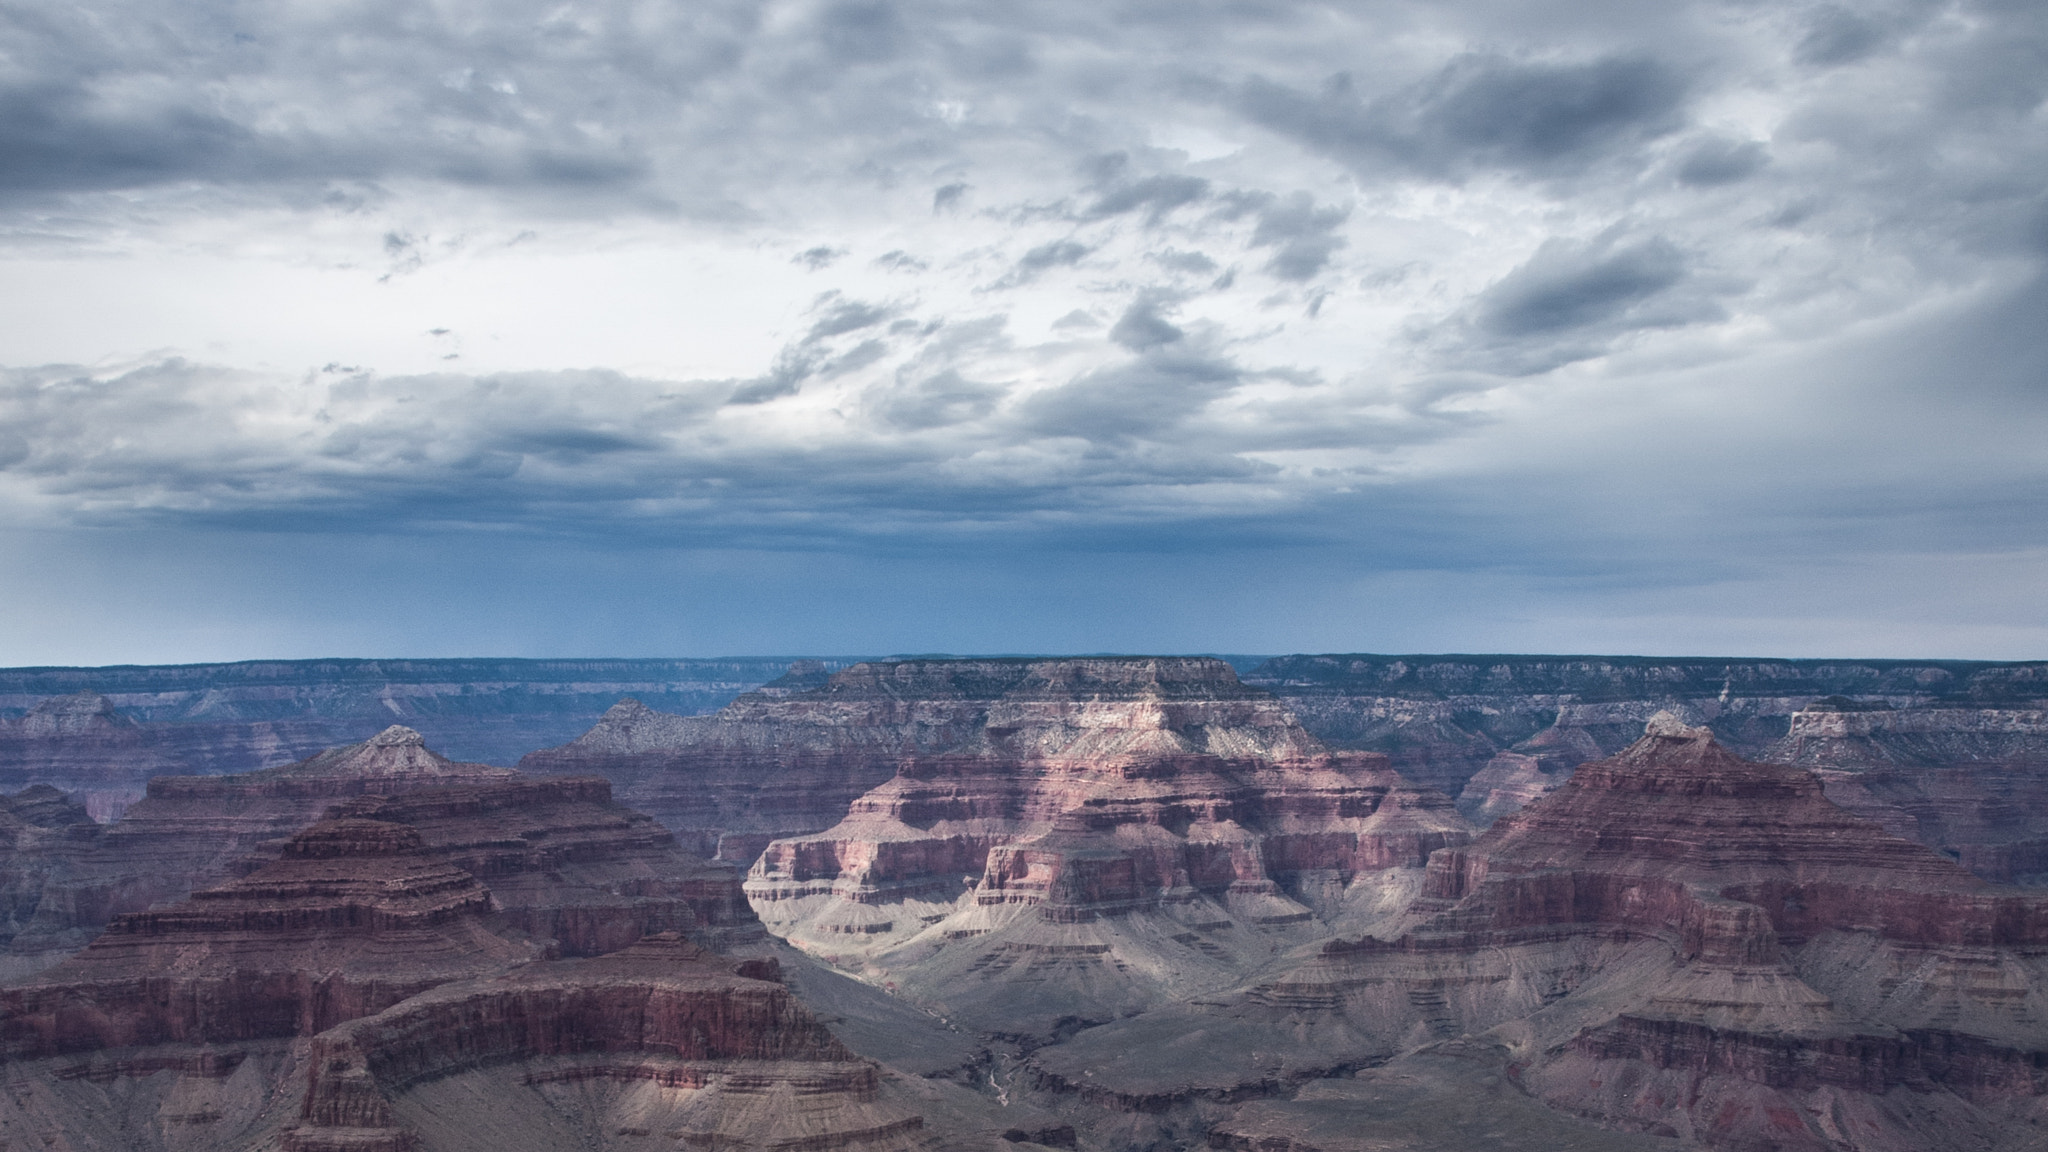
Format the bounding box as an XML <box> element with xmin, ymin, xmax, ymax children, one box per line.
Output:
<box><xmin>0</xmin><ymin>726</ymin><xmax>515</xmax><ymax>973</ymax></box>
<box><xmin>1038</xmin><ymin>714</ymin><xmax>2048</xmax><ymax>1151</ymax></box>
<box><xmin>0</xmin><ymin>735</ymin><xmax>1050</xmax><ymax>1151</ymax></box>
<box><xmin>731</xmin><ymin>659</ymin><xmax>1473</xmax><ymax>1038</ymax></box>
<box><xmin>1247</xmin><ymin>654</ymin><xmax>2048</xmax><ymax>800</ymax></box>
<box><xmin>523</xmin><ymin>657</ymin><xmax>1326</xmax><ymax>862</ymax></box>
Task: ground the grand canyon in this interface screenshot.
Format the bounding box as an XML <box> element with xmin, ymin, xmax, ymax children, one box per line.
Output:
<box><xmin>2</xmin><ymin>652</ymin><xmax>2046</xmax><ymax>1151</ymax></box>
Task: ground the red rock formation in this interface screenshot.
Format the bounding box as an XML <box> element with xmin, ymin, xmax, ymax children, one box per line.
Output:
<box><xmin>522</xmin><ymin>657</ymin><xmax>1339</xmax><ymax>862</ymax></box>
<box><xmin>286</xmin><ymin>935</ymin><xmax>1045</xmax><ymax>1152</ymax></box>
<box><xmin>0</xmin><ymin>818</ymin><xmax>538</xmax><ymax>1059</ymax></box>
<box><xmin>730</xmin><ymin>659</ymin><xmax>1471</xmax><ymax>1035</ymax></box>
<box><xmin>0</xmin><ymin>726</ymin><xmax>518</xmax><ymax>971</ymax></box>
<box><xmin>326</xmin><ymin>775</ymin><xmax>765</xmax><ymax>954</ymax></box>
<box><xmin>1039</xmin><ymin>714</ymin><xmax>2048</xmax><ymax>1151</ymax></box>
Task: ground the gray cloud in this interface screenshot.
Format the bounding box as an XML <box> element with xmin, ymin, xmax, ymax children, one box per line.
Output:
<box><xmin>1088</xmin><ymin>174</ymin><xmax>1211</xmax><ymax>223</ymax></box>
<box><xmin>1673</xmin><ymin>136</ymin><xmax>1769</xmax><ymax>186</ymax></box>
<box><xmin>1240</xmin><ymin>54</ymin><xmax>1689</xmax><ymax>181</ymax></box>
<box><xmin>1108</xmin><ymin>295</ymin><xmax>1186</xmax><ymax>350</ymax></box>
<box><xmin>1437</xmin><ymin>231</ymin><xmax>1735</xmax><ymax>375</ymax></box>
<box><xmin>1249</xmin><ymin>192</ymin><xmax>1349</xmax><ymax>281</ymax></box>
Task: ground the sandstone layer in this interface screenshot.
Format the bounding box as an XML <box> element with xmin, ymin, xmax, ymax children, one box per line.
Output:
<box><xmin>1036</xmin><ymin>715</ymin><xmax>2048</xmax><ymax>1152</ymax></box>
<box><xmin>0</xmin><ymin>883</ymin><xmax>1047</xmax><ymax>1151</ymax></box>
<box><xmin>731</xmin><ymin>659</ymin><xmax>1472</xmax><ymax>1037</ymax></box>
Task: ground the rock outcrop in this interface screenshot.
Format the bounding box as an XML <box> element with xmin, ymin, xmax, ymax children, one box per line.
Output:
<box><xmin>1771</xmin><ymin>699</ymin><xmax>2048</xmax><ymax>885</ymax></box>
<box><xmin>326</xmin><ymin>775</ymin><xmax>766</xmax><ymax>954</ymax></box>
<box><xmin>731</xmin><ymin>659</ymin><xmax>1471</xmax><ymax>1036</ymax></box>
<box><xmin>283</xmin><ymin>934</ymin><xmax>946</xmax><ymax>1152</ymax></box>
<box><xmin>0</xmin><ymin>873</ymin><xmax>1042</xmax><ymax>1151</ymax></box>
<box><xmin>0</xmin><ymin>726</ymin><xmax>516</xmax><ymax>971</ymax></box>
<box><xmin>0</xmin><ymin>818</ymin><xmax>538</xmax><ymax>1059</ymax></box>
<box><xmin>1039</xmin><ymin>715</ymin><xmax>2048</xmax><ymax>1151</ymax></box>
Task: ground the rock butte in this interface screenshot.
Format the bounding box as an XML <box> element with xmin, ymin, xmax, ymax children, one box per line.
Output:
<box><xmin>1042</xmin><ymin>714</ymin><xmax>2048</xmax><ymax>1151</ymax></box>
<box><xmin>326</xmin><ymin>775</ymin><xmax>766</xmax><ymax>954</ymax></box>
<box><xmin>0</xmin><ymin>817</ymin><xmax>538</xmax><ymax>1060</ymax></box>
<box><xmin>735</xmin><ymin>658</ymin><xmax>1473</xmax><ymax>1035</ymax></box>
<box><xmin>0</xmin><ymin>725</ymin><xmax>518</xmax><ymax>974</ymax></box>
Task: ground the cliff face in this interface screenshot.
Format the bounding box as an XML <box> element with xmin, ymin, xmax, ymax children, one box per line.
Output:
<box><xmin>1038</xmin><ymin>715</ymin><xmax>2048</xmax><ymax>1152</ymax></box>
<box><xmin>722</xmin><ymin>659</ymin><xmax>1472</xmax><ymax>1036</ymax></box>
<box><xmin>0</xmin><ymin>726</ymin><xmax>516</xmax><ymax>972</ymax></box>
<box><xmin>1770</xmin><ymin>702</ymin><xmax>2048</xmax><ymax>885</ymax></box>
<box><xmin>283</xmin><ymin>934</ymin><xmax>1051</xmax><ymax>1152</ymax></box>
<box><xmin>326</xmin><ymin>775</ymin><xmax>766</xmax><ymax>954</ymax></box>
<box><xmin>0</xmin><ymin>885</ymin><xmax>1029</xmax><ymax>1151</ymax></box>
<box><xmin>523</xmin><ymin>657</ymin><xmax>1340</xmax><ymax>863</ymax></box>
<box><xmin>0</xmin><ymin>818</ymin><xmax>539</xmax><ymax>1059</ymax></box>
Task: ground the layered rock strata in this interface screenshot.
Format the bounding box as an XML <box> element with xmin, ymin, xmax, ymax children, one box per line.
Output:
<box><xmin>0</xmin><ymin>726</ymin><xmax>516</xmax><ymax>970</ymax></box>
<box><xmin>1040</xmin><ymin>715</ymin><xmax>2048</xmax><ymax>1151</ymax></box>
<box><xmin>0</xmin><ymin>885</ymin><xmax>1041</xmax><ymax>1150</ymax></box>
<box><xmin>284</xmin><ymin>934</ymin><xmax>955</xmax><ymax>1152</ymax></box>
<box><xmin>0</xmin><ymin>818</ymin><xmax>537</xmax><ymax>1059</ymax></box>
<box><xmin>736</xmin><ymin>659</ymin><xmax>1472</xmax><ymax>1035</ymax></box>
<box><xmin>326</xmin><ymin>775</ymin><xmax>765</xmax><ymax>954</ymax></box>
<box><xmin>1245</xmin><ymin>654</ymin><xmax>2048</xmax><ymax>799</ymax></box>
<box><xmin>1772</xmin><ymin>699</ymin><xmax>2048</xmax><ymax>884</ymax></box>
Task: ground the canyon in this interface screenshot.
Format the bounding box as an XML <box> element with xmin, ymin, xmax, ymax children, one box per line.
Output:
<box><xmin>0</xmin><ymin>724</ymin><xmax>1053</xmax><ymax>1152</ymax></box>
<box><xmin>5</xmin><ymin>652</ymin><xmax>2048</xmax><ymax>1149</ymax></box>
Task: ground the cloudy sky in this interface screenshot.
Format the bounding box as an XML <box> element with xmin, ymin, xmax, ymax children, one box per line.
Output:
<box><xmin>2</xmin><ymin>0</ymin><xmax>2045</xmax><ymax>664</ymax></box>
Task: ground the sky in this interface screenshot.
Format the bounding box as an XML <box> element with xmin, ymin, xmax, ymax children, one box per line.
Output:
<box><xmin>2</xmin><ymin>0</ymin><xmax>2046</xmax><ymax>665</ymax></box>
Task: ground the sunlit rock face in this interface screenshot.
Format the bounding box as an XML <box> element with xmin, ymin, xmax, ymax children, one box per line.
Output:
<box><xmin>1040</xmin><ymin>714</ymin><xmax>2048</xmax><ymax>1152</ymax></box>
<box><xmin>713</xmin><ymin>658</ymin><xmax>1473</xmax><ymax>1036</ymax></box>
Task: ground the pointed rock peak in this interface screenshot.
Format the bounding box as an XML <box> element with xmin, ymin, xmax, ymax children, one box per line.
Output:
<box><xmin>271</xmin><ymin>725</ymin><xmax>512</xmax><ymax>780</ymax></box>
<box><xmin>366</xmin><ymin>725</ymin><xmax>426</xmax><ymax>747</ymax></box>
<box><xmin>281</xmin><ymin>818</ymin><xmax>428</xmax><ymax>859</ymax></box>
<box><xmin>1644</xmin><ymin>710</ymin><xmax>1713</xmax><ymax>740</ymax></box>
<box><xmin>19</xmin><ymin>690</ymin><xmax>132</xmax><ymax>736</ymax></box>
<box><xmin>28</xmin><ymin>690</ymin><xmax>121</xmax><ymax>716</ymax></box>
<box><xmin>600</xmin><ymin>697</ymin><xmax>652</xmax><ymax>721</ymax></box>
